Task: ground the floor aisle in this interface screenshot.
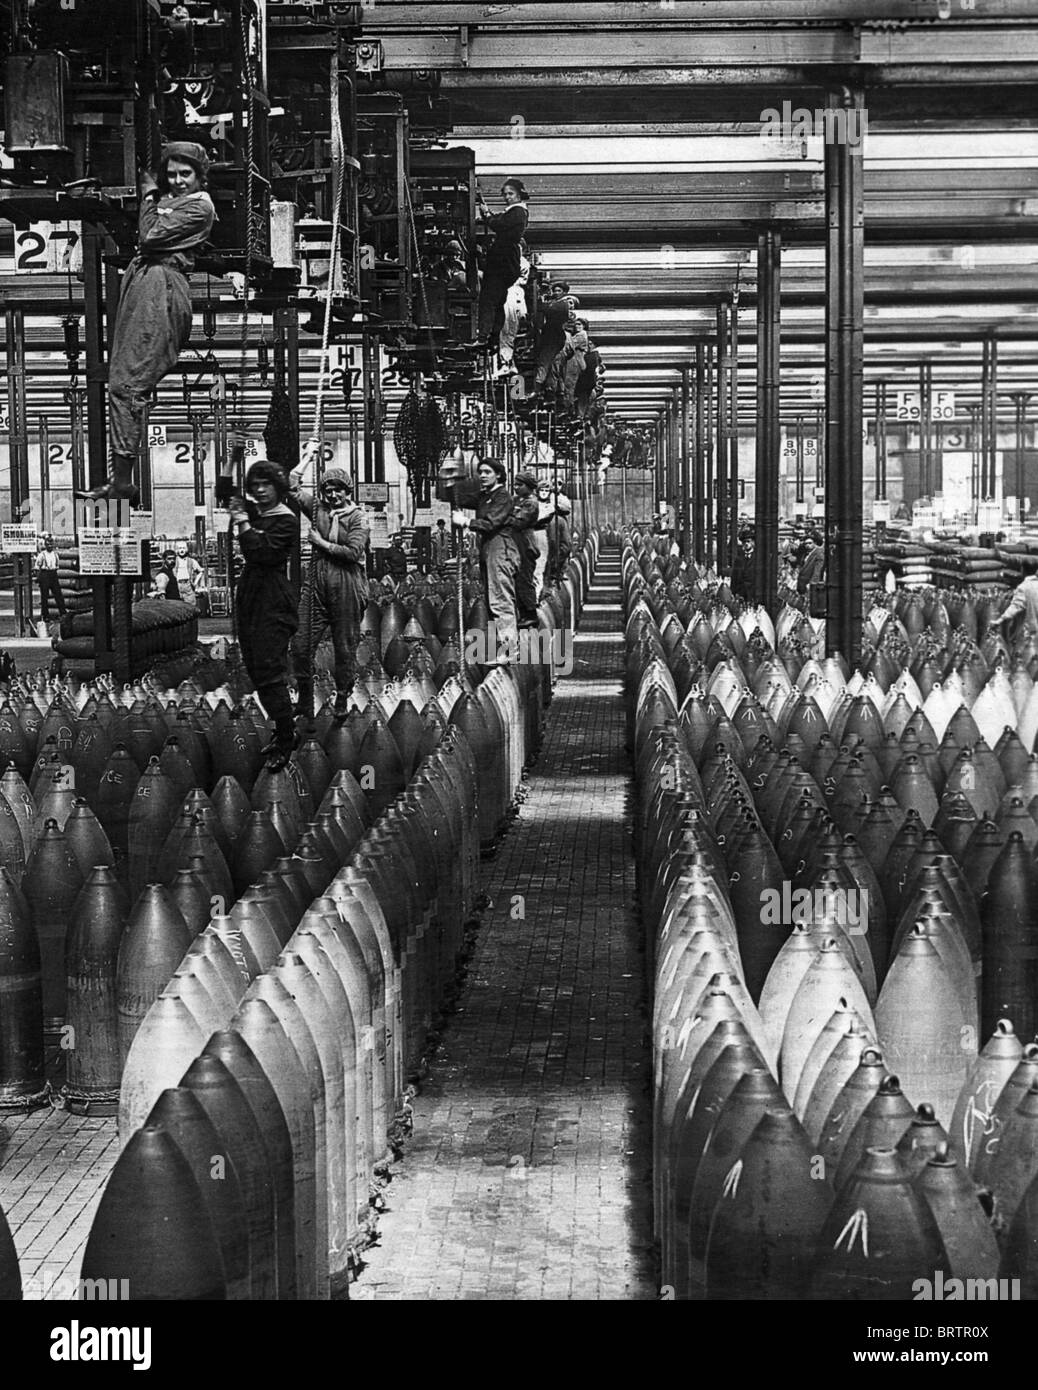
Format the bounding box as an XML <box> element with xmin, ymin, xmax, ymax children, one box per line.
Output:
<box><xmin>357</xmin><ymin>548</ymin><xmax>655</xmax><ymax>1300</ymax></box>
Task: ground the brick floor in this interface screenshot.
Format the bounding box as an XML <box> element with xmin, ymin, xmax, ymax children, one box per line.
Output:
<box><xmin>357</xmin><ymin>549</ymin><xmax>655</xmax><ymax>1301</ymax></box>
<box><xmin>0</xmin><ymin>1103</ymin><xmax>118</xmax><ymax>1298</ymax></box>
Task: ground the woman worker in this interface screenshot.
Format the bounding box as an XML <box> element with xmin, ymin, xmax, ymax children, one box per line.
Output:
<box><xmin>476</xmin><ymin>178</ymin><xmax>530</xmax><ymax>350</ymax></box>
<box><xmin>226</xmin><ymin>460</ymin><xmax>301</xmax><ymax>772</ymax></box>
<box><xmin>452</xmin><ymin>457</ymin><xmax>520</xmax><ymax>665</ymax></box>
<box><xmin>290</xmin><ymin>467</ymin><xmax>369</xmax><ymax>723</ymax></box>
<box><xmin>78</xmin><ymin>142</ymin><xmax>216</xmax><ymax>506</ymax></box>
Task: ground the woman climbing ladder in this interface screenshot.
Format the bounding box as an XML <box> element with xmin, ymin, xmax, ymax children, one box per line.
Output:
<box><xmin>78</xmin><ymin>142</ymin><xmax>216</xmax><ymax>505</ymax></box>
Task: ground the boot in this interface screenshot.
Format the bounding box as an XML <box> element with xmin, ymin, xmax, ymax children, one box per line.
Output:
<box><xmin>332</xmin><ymin>686</ymin><xmax>352</xmax><ymax>722</ymax></box>
<box><xmin>265</xmin><ymin>718</ymin><xmax>298</xmax><ymax>773</ymax></box>
<box><xmin>75</xmin><ymin>453</ymin><xmax>140</xmax><ymax>508</ymax></box>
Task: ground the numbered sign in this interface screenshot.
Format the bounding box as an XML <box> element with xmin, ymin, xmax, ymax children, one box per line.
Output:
<box><xmin>0</xmin><ymin>402</ymin><xmax>9</xmax><ymax>432</ymax></box>
<box><xmin>15</xmin><ymin>222</ymin><xmax>82</xmax><ymax>274</ymax></box>
<box><xmin>45</xmin><ymin>440</ymin><xmax>73</xmax><ymax>480</ymax></box>
<box><xmin>896</xmin><ymin>389</ymin><xmax>955</xmax><ymax>422</ymax></box>
<box><xmin>781</xmin><ymin>436</ymin><xmax>818</xmax><ymax>457</ymax></box>
<box><xmin>147</xmin><ymin>423</ymin><xmax>168</xmax><ymax>448</ymax></box>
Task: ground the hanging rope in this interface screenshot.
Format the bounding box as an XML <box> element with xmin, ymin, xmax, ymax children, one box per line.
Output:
<box><xmin>235</xmin><ymin>0</ymin><xmax>256</xmax><ymax>415</ymax></box>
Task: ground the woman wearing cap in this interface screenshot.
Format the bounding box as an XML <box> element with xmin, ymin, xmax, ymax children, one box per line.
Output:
<box><xmin>290</xmin><ymin>466</ymin><xmax>369</xmax><ymax>722</ymax></box>
<box><xmin>79</xmin><ymin>142</ymin><xmax>215</xmax><ymax>506</ymax></box>
<box><xmin>533</xmin><ymin>284</ymin><xmax>572</xmax><ymax>394</ymax></box>
<box><xmin>226</xmin><ymin>460</ymin><xmax>301</xmax><ymax>771</ymax></box>
<box><xmin>511</xmin><ymin>471</ymin><xmax>541</xmax><ymax>627</ymax></box>
<box><xmin>563</xmin><ymin>315</ymin><xmax>590</xmax><ymax>406</ymax></box>
<box><xmin>452</xmin><ymin>457</ymin><xmax>520</xmax><ymax>663</ymax></box>
<box><xmin>475</xmin><ymin>177</ymin><xmax>530</xmax><ymax>350</ymax></box>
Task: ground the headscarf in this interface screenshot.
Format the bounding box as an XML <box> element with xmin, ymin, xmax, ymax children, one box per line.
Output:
<box><xmin>160</xmin><ymin>141</ymin><xmax>210</xmax><ymax>182</ymax></box>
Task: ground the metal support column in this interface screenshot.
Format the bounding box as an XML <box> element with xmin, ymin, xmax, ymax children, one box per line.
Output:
<box><xmin>920</xmin><ymin>362</ymin><xmax>933</xmax><ymax>499</ymax></box>
<box><xmin>716</xmin><ymin>302</ymin><xmax>729</xmax><ymax>573</ymax></box>
<box><xmin>680</xmin><ymin>365</ymin><xmax>691</xmax><ymax>560</ymax></box>
<box><xmin>754</xmin><ymin>230</ymin><xmax>781</xmax><ymax>611</ymax></box>
<box><xmin>1013</xmin><ymin>392</ymin><xmax>1029</xmax><ymax>522</ymax></box>
<box><xmin>658</xmin><ymin>419</ymin><xmax>666</xmax><ymax>519</ymax></box>
<box><xmin>876</xmin><ymin>382</ymin><xmax>888</xmax><ymax>501</ymax></box>
<box><xmin>693</xmin><ymin>342</ymin><xmax>705</xmax><ymax>562</ymax></box>
<box><xmin>6</xmin><ymin>306</ymin><xmax>32</xmax><ymax>634</ymax></box>
<box><xmin>675</xmin><ymin>394</ymin><xmax>680</xmax><ymax>539</ymax></box>
<box><xmin>81</xmin><ymin>221</ymin><xmax>120</xmax><ymax>675</ymax></box>
<box><xmin>729</xmin><ymin>291</ymin><xmax>740</xmax><ymax>558</ymax></box>
<box><xmin>968</xmin><ymin>403</ymin><xmax>982</xmax><ymax>510</ymax></box>
<box><xmin>704</xmin><ymin>344</ymin><xmax>715</xmax><ymax>570</ymax></box>
<box><xmin>824</xmin><ymin>86</ymin><xmax>865</xmax><ymax>666</ymax></box>
<box><xmin>982</xmin><ymin>336</ymin><xmax>998</xmax><ymax>503</ymax></box>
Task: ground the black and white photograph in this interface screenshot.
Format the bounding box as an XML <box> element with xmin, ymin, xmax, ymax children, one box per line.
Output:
<box><xmin>0</xmin><ymin>0</ymin><xmax>1033</xmax><ymax>1368</ymax></box>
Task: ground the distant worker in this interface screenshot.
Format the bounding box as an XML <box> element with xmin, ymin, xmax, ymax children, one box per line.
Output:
<box><xmin>476</xmin><ymin>178</ymin><xmax>530</xmax><ymax>350</ymax></box>
<box><xmin>453</xmin><ymin>457</ymin><xmax>519</xmax><ymax>664</ymax></box>
<box><xmin>797</xmin><ymin>530</ymin><xmax>826</xmax><ymax>594</ymax></box>
<box><xmin>1000</xmin><ymin>557</ymin><xmax>1038</xmax><ymax>637</ymax></box>
<box><xmin>171</xmin><ymin>540</ymin><xmax>204</xmax><ymax>606</ymax></box>
<box><xmin>290</xmin><ymin>467</ymin><xmax>369</xmax><ymax>723</ymax></box>
<box><xmin>729</xmin><ymin>531</ymin><xmax>754</xmax><ymax>600</ymax></box>
<box><xmin>150</xmin><ymin>549</ymin><xmax>182</xmax><ymax>601</ymax></box>
<box><xmin>498</xmin><ymin>244</ymin><xmax>531</xmax><ymax>372</ymax></box>
<box><xmin>510</xmin><ymin>471</ymin><xmax>541</xmax><ymax>628</ymax></box>
<box><xmin>226</xmin><ymin>461</ymin><xmax>301</xmax><ymax>772</ymax></box>
<box><xmin>546</xmin><ymin>488</ymin><xmax>573</xmax><ymax>584</ymax></box>
<box><xmin>384</xmin><ymin>533</ymin><xmax>409</xmax><ymax>586</ymax></box>
<box><xmin>531</xmin><ymin>480</ymin><xmax>555</xmax><ymax>596</ymax></box>
<box><xmin>78</xmin><ymin>143</ymin><xmax>215</xmax><ymax>507</ymax></box>
<box><xmin>431</xmin><ymin>518</ymin><xmax>452</xmax><ymax>574</ymax></box>
<box><xmin>34</xmin><ymin>537</ymin><xmax>66</xmax><ymax>623</ymax></box>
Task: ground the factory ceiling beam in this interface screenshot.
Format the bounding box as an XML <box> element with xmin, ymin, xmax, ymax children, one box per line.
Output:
<box><xmin>362</xmin><ymin>3</ymin><xmax>1038</xmax><ymax>21</ymax></box>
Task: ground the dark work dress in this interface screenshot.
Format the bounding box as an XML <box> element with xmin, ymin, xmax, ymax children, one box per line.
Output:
<box><xmin>108</xmin><ymin>190</ymin><xmax>215</xmax><ymax>458</ymax></box>
<box><xmin>478</xmin><ymin>203</ymin><xmax>530</xmax><ymax>342</ymax></box>
<box><xmin>235</xmin><ymin>500</ymin><xmax>300</xmax><ymax>725</ymax></box>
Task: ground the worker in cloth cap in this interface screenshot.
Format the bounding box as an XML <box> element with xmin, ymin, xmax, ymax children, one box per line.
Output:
<box><xmin>289</xmin><ymin>465</ymin><xmax>369</xmax><ymax>722</ymax></box>
<box><xmin>78</xmin><ymin>142</ymin><xmax>215</xmax><ymax>507</ymax></box>
<box><xmin>511</xmin><ymin>470</ymin><xmax>541</xmax><ymax>627</ymax></box>
<box><xmin>453</xmin><ymin>457</ymin><xmax>521</xmax><ymax>663</ymax></box>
